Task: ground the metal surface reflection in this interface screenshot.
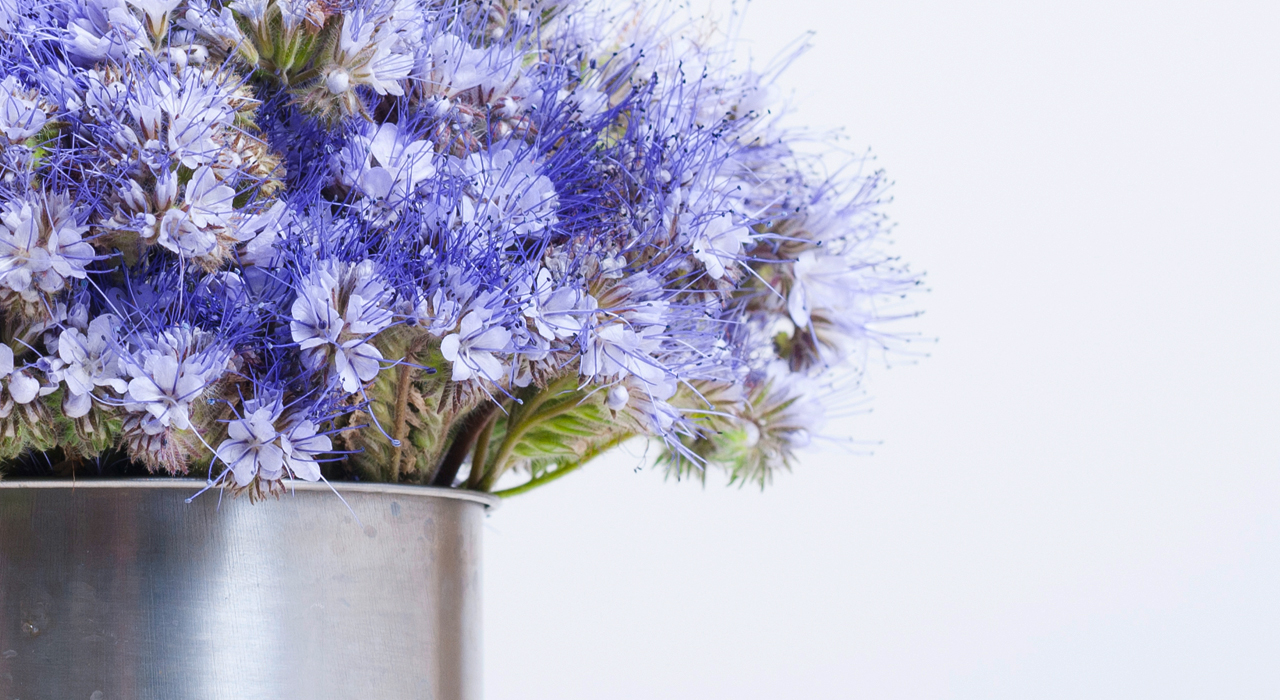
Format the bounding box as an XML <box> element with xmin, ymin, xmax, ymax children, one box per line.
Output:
<box><xmin>0</xmin><ymin>480</ymin><xmax>495</xmax><ymax>700</ymax></box>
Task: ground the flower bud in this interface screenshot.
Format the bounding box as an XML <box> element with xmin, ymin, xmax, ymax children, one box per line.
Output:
<box><xmin>607</xmin><ymin>385</ymin><xmax>630</xmax><ymax>410</ymax></box>
<box><xmin>326</xmin><ymin>69</ymin><xmax>350</xmax><ymax>95</ymax></box>
<box><xmin>165</xmin><ymin>47</ymin><xmax>188</xmax><ymax>71</ymax></box>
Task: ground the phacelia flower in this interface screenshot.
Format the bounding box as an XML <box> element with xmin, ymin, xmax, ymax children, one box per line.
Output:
<box><xmin>290</xmin><ymin>260</ymin><xmax>395</xmax><ymax>393</ymax></box>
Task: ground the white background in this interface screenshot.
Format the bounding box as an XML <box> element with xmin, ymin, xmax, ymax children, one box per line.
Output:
<box><xmin>485</xmin><ymin>1</ymin><xmax>1280</xmax><ymax>697</ymax></box>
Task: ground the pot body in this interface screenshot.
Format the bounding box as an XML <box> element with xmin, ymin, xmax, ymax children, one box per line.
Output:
<box><xmin>0</xmin><ymin>480</ymin><xmax>495</xmax><ymax>700</ymax></box>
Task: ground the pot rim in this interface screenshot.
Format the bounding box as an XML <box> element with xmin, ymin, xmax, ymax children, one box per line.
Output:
<box><xmin>0</xmin><ymin>478</ymin><xmax>500</xmax><ymax>509</ymax></box>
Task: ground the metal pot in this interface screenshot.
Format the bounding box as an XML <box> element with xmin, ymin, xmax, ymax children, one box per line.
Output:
<box><xmin>0</xmin><ymin>479</ymin><xmax>496</xmax><ymax>700</ymax></box>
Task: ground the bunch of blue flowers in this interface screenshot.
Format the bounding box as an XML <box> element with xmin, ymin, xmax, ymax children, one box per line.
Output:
<box><xmin>0</xmin><ymin>0</ymin><xmax>916</xmax><ymax>497</ymax></box>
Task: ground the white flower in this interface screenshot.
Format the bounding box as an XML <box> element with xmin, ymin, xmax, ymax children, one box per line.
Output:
<box><xmin>0</xmin><ymin>77</ymin><xmax>48</xmax><ymax>142</ymax></box>
<box><xmin>580</xmin><ymin>322</ymin><xmax>666</xmax><ymax>387</ymax></box>
<box><xmin>167</xmin><ymin>115</ymin><xmax>223</xmax><ymax>169</ymax></box>
<box><xmin>64</xmin><ymin>0</ymin><xmax>148</xmax><ymax>62</ymax></box>
<box><xmin>57</xmin><ymin>315</ymin><xmax>128</xmax><ymax>418</ymax></box>
<box><xmin>335</xmin><ymin>122</ymin><xmax>436</xmax><ymax>218</ymax></box>
<box><xmin>217</xmin><ymin>399</ymin><xmax>285</xmax><ymax>486</ymax></box>
<box><xmin>290</xmin><ymin>260</ymin><xmax>394</xmax><ymax>394</ymax></box>
<box><xmin>412</xmin><ymin>287</ymin><xmax>464</xmax><ymax>337</ymax></box>
<box><xmin>235</xmin><ymin>200</ymin><xmax>290</xmax><ymax>266</ymax></box>
<box><xmin>217</xmin><ymin>398</ymin><xmax>332</xmax><ymax>486</ymax></box>
<box><xmin>126</xmin><ymin>69</ymin><xmax>237</xmax><ymax>169</ymax></box>
<box><xmin>330</xmin><ymin>8</ymin><xmax>418</xmax><ymax>97</ymax></box>
<box><xmin>787</xmin><ymin>249</ymin><xmax>855</xmax><ymax>327</ymax></box>
<box><xmin>691</xmin><ymin>213</ymin><xmax>751</xmax><ymax>280</ymax></box>
<box><xmin>0</xmin><ymin>345</ymin><xmax>39</xmax><ymax>406</ymax></box>
<box><xmin>182</xmin><ymin>1</ymin><xmax>244</xmax><ymax>50</ymax></box>
<box><xmin>523</xmin><ymin>268</ymin><xmax>587</xmax><ymax>341</ymax></box>
<box><xmin>184</xmin><ymin>166</ymin><xmax>234</xmax><ymax>228</ymax></box>
<box><xmin>154</xmin><ymin>167</ymin><xmax>234</xmax><ymax>257</ymax></box>
<box><xmin>123</xmin><ymin>328</ymin><xmax>229</xmax><ymax>435</ymax></box>
<box><xmin>280</xmin><ymin>419</ymin><xmax>331</xmax><ymax>481</ymax></box>
<box><xmin>0</xmin><ymin>196</ymin><xmax>94</xmax><ymax>300</ymax></box>
<box><xmin>440</xmin><ymin>310</ymin><xmax>511</xmax><ymax>382</ymax></box>
<box><xmin>421</xmin><ymin>34</ymin><xmax>526</xmax><ymax>99</ymax></box>
<box><xmin>455</xmin><ymin>145</ymin><xmax>559</xmax><ymax>241</ymax></box>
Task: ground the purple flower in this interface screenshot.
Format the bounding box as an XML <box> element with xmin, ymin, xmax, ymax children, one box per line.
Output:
<box><xmin>122</xmin><ymin>328</ymin><xmax>230</xmax><ymax>434</ymax></box>
<box><xmin>440</xmin><ymin>309</ymin><xmax>512</xmax><ymax>382</ymax></box>
<box><xmin>56</xmin><ymin>314</ymin><xmax>128</xmax><ymax>418</ymax></box>
<box><xmin>218</xmin><ymin>398</ymin><xmax>286</xmax><ymax>486</ymax></box>
<box><xmin>335</xmin><ymin>122</ymin><xmax>436</xmax><ymax>219</ymax></box>
<box><xmin>0</xmin><ymin>0</ymin><xmax>916</xmax><ymax>491</ymax></box>
<box><xmin>0</xmin><ymin>196</ymin><xmax>93</xmax><ymax>301</ymax></box>
<box><xmin>0</xmin><ymin>344</ymin><xmax>39</xmax><ymax>408</ymax></box>
<box><xmin>0</xmin><ymin>77</ymin><xmax>48</xmax><ymax>142</ymax></box>
<box><xmin>290</xmin><ymin>260</ymin><xmax>395</xmax><ymax>393</ymax></box>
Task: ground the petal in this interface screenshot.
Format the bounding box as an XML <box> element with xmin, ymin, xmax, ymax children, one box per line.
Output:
<box><xmin>147</xmin><ymin>356</ymin><xmax>180</xmax><ymax>393</ymax></box>
<box><xmin>8</xmin><ymin>371</ymin><xmax>38</xmax><ymax>404</ymax></box>
<box><xmin>169</xmin><ymin>404</ymin><xmax>191</xmax><ymax>430</ymax></box>
<box><xmin>256</xmin><ymin>444</ymin><xmax>284</xmax><ymax>475</ymax></box>
<box><xmin>474</xmin><ymin>352</ymin><xmax>505</xmax><ymax>382</ymax></box>
<box><xmin>359</xmin><ymin>167</ymin><xmax>395</xmax><ymax>200</ymax></box>
<box><xmin>64</xmin><ymin>390</ymin><xmax>92</xmax><ymax>418</ymax></box>
<box><xmin>439</xmin><ymin>334</ymin><xmax>460</xmax><ymax>362</ymax></box>
<box><xmin>217</xmin><ymin>439</ymin><xmax>247</xmax><ymax>465</ymax></box>
<box><xmin>333</xmin><ymin>351</ymin><xmax>359</xmax><ymax>393</ymax></box>
<box><xmin>227</xmin><ymin>419</ymin><xmax>253</xmax><ymax>442</ymax></box>
<box><xmin>126</xmin><ymin>378</ymin><xmax>162</xmax><ymax>404</ymax></box>
<box><xmin>368</xmin><ymin>122</ymin><xmax>400</xmax><ymax>166</ymax></box>
<box><xmin>286</xmin><ymin>454</ymin><xmax>322</xmax><ymax>482</ymax></box>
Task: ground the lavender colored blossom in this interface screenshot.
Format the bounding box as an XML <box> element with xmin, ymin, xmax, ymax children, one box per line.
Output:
<box><xmin>0</xmin><ymin>196</ymin><xmax>94</xmax><ymax>303</ymax></box>
<box><xmin>56</xmin><ymin>314</ymin><xmax>128</xmax><ymax>418</ymax></box>
<box><xmin>334</xmin><ymin>121</ymin><xmax>436</xmax><ymax>220</ymax></box>
<box><xmin>0</xmin><ymin>344</ymin><xmax>39</xmax><ymax>408</ymax></box>
<box><xmin>122</xmin><ymin>327</ymin><xmax>230</xmax><ymax>435</ymax></box>
<box><xmin>290</xmin><ymin>260</ymin><xmax>394</xmax><ymax>394</ymax></box>
<box><xmin>440</xmin><ymin>309</ymin><xmax>512</xmax><ymax>382</ymax></box>
<box><xmin>0</xmin><ymin>0</ymin><xmax>917</xmax><ymax>496</ymax></box>
<box><xmin>217</xmin><ymin>397</ymin><xmax>286</xmax><ymax>486</ymax></box>
<box><xmin>0</xmin><ymin>77</ymin><xmax>48</xmax><ymax>142</ymax></box>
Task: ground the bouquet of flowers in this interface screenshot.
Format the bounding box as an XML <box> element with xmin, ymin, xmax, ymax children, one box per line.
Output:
<box><xmin>0</xmin><ymin>0</ymin><xmax>915</xmax><ymax>498</ymax></box>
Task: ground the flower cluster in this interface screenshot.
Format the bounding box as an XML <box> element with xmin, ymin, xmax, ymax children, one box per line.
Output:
<box><xmin>0</xmin><ymin>0</ymin><xmax>916</xmax><ymax>496</ymax></box>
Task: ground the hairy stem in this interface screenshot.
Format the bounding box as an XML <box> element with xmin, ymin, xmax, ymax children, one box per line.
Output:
<box><xmin>477</xmin><ymin>397</ymin><xmax>582</xmax><ymax>492</ymax></box>
<box><xmin>389</xmin><ymin>338</ymin><xmax>429</xmax><ymax>482</ymax></box>
<box><xmin>388</xmin><ymin>363</ymin><xmax>413</xmax><ymax>482</ymax></box>
<box><xmin>490</xmin><ymin>463</ymin><xmax>582</xmax><ymax>498</ymax></box>
<box><xmin>491</xmin><ymin>433</ymin><xmax>633</xmax><ymax>498</ymax></box>
<box><xmin>430</xmin><ymin>403</ymin><xmax>498</xmax><ymax>487</ymax></box>
<box><xmin>463</xmin><ymin>412</ymin><xmax>498</xmax><ymax>490</ymax></box>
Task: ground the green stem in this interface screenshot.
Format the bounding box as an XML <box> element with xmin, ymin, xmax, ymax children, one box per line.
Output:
<box><xmin>474</xmin><ymin>375</ymin><xmax>580</xmax><ymax>491</ymax></box>
<box><xmin>491</xmin><ymin>433</ymin><xmax>633</xmax><ymax>498</ymax></box>
<box><xmin>477</xmin><ymin>398</ymin><xmax>582</xmax><ymax>492</ymax></box>
<box><xmin>490</xmin><ymin>463</ymin><xmax>582</xmax><ymax>498</ymax></box>
<box><xmin>389</xmin><ymin>362</ymin><xmax>413</xmax><ymax>482</ymax></box>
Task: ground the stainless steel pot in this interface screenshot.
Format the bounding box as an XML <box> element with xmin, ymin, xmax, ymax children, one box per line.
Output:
<box><xmin>0</xmin><ymin>479</ymin><xmax>497</xmax><ymax>700</ymax></box>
